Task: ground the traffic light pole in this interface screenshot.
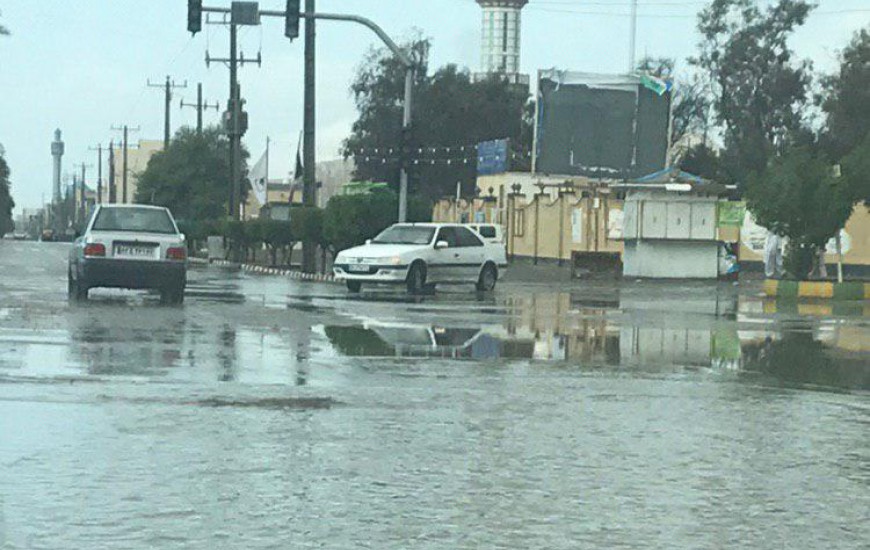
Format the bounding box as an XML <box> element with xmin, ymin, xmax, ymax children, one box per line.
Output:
<box><xmin>197</xmin><ymin>4</ymin><xmax>415</xmax><ymax>222</ymax></box>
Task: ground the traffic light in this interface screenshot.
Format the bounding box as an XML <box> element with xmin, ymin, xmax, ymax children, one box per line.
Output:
<box><xmin>188</xmin><ymin>0</ymin><xmax>202</xmax><ymax>35</ymax></box>
<box><xmin>285</xmin><ymin>0</ymin><xmax>301</xmax><ymax>40</ymax></box>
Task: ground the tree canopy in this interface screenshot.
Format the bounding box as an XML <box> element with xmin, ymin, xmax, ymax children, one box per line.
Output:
<box><xmin>344</xmin><ymin>37</ymin><xmax>532</xmax><ymax>200</ymax></box>
<box><xmin>692</xmin><ymin>0</ymin><xmax>815</xmax><ymax>184</ymax></box>
<box><xmin>323</xmin><ymin>190</ymin><xmax>430</xmax><ymax>254</ymax></box>
<box><xmin>0</xmin><ymin>150</ymin><xmax>14</xmax><ymax>235</ymax></box>
<box><xmin>745</xmin><ymin>147</ymin><xmax>857</xmax><ymax>263</ymax></box>
<box><xmin>135</xmin><ymin>126</ymin><xmax>248</xmax><ymax>223</ymax></box>
<box><xmin>820</xmin><ymin>28</ymin><xmax>870</xmax><ymax>160</ymax></box>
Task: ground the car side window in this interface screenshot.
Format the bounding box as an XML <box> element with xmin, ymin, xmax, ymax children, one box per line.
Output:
<box><xmin>455</xmin><ymin>227</ymin><xmax>484</xmax><ymax>247</ymax></box>
<box><xmin>477</xmin><ymin>225</ymin><xmax>497</xmax><ymax>239</ymax></box>
<box><xmin>436</xmin><ymin>227</ymin><xmax>458</xmax><ymax>248</ymax></box>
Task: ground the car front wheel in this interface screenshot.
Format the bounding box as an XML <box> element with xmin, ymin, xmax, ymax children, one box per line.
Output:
<box><xmin>406</xmin><ymin>262</ymin><xmax>427</xmax><ymax>294</ymax></box>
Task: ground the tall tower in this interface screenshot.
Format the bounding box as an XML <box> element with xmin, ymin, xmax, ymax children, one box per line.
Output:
<box><xmin>50</xmin><ymin>129</ymin><xmax>64</xmax><ymax>202</ymax></box>
<box><xmin>475</xmin><ymin>0</ymin><xmax>529</xmax><ymax>86</ymax></box>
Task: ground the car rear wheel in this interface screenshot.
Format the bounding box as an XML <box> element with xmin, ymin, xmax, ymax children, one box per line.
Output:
<box><xmin>406</xmin><ymin>262</ymin><xmax>427</xmax><ymax>294</ymax></box>
<box><xmin>68</xmin><ymin>270</ymin><xmax>88</xmax><ymax>302</ymax></box>
<box><xmin>476</xmin><ymin>263</ymin><xmax>497</xmax><ymax>292</ymax></box>
<box><xmin>346</xmin><ymin>280</ymin><xmax>362</xmax><ymax>293</ymax></box>
<box><xmin>161</xmin><ymin>284</ymin><xmax>184</xmax><ymax>305</ymax></box>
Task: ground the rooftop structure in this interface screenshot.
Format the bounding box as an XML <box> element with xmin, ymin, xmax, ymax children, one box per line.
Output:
<box><xmin>475</xmin><ymin>0</ymin><xmax>529</xmax><ymax>87</ymax></box>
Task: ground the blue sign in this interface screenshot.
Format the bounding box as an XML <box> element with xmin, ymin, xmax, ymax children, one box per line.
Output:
<box><xmin>476</xmin><ymin>139</ymin><xmax>509</xmax><ymax>176</ymax></box>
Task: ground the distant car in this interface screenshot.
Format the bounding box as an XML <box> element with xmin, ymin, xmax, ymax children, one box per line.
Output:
<box><xmin>41</xmin><ymin>229</ymin><xmax>55</xmax><ymax>242</ymax></box>
<box><xmin>68</xmin><ymin>204</ymin><xmax>187</xmax><ymax>303</ymax></box>
<box><xmin>12</xmin><ymin>232</ymin><xmax>28</xmax><ymax>241</ymax></box>
<box><xmin>333</xmin><ymin>223</ymin><xmax>508</xmax><ymax>294</ymax></box>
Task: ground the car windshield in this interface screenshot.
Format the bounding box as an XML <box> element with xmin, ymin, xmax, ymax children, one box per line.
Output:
<box><xmin>372</xmin><ymin>226</ymin><xmax>435</xmax><ymax>245</ymax></box>
<box><xmin>91</xmin><ymin>207</ymin><xmax>176</xmax><ymax>234</ymax></box>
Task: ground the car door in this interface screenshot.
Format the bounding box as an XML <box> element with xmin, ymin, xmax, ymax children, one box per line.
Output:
<box><xmin>453</xmin><ymin>226</ymin><xmax>487</xmax><ymax>282</ymax></box>
<box><xmin>431</xmin><ymin>227</ymin><xmax>461</xmax><ymax>282</ymax></box>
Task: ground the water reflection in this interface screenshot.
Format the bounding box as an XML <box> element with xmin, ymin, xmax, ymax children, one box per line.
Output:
<box><xmin>322</xmin><ymin>290</ymin><xmax>869</xmax><ymax>391</ymax></box>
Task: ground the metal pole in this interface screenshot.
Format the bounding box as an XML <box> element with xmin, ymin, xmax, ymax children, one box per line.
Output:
<box><xmin>398</xmin><ymin>67</ymin><xmax>413</xmax><ymax>222</ymax></box>
<box><xmin>122</xmin><ymin>126</ymin><xmax>129</xmax><ymax>204</ymax></box>
<box><xmin>164</xmin><ymin>76</ymin><xmax>171</xmax><ymax>148</ymax></box>
<box><xmin>629</xmin><ymin>0</ymin><xmax>637</xmax><ymax>72</ymax></box>
<box><xmin>96</xmin><ymin>145</ymin><xmax>102</xmax><ymax>204</ymax></box>
<box><xmin>108</xmin><ymin>140</ymin><xmax>116</xmax><ymax>204</ymax></box>
<box><xmin>197</xmin><ymin>82</ymin><xmax>203</xmax><ymax>134</ymax></box>
<box><xmin>302</xmin><ymin>0</ymin><xmax>317</xmax><ymax>272</ymax></box>
<box><xmin>229</xmin><ymin>22</ymin><xmax>240</xmax><ymax>220</ymax></box>
<box><xmin>80</xmin><ymin>164</ymin><xmax>86</xmax><ymax>223</ymax></box>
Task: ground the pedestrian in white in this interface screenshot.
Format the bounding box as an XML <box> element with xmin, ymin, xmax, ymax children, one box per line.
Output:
<box><xmin>764</xmin><ymin>233</ymin><xmax>784</xmax><ymax>279</ymax></box>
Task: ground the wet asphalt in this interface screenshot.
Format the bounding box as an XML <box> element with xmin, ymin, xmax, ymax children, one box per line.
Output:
<box><xmin>0</xmin><ymin>240</ymin><xmax>868</xmax><ymax>549</ymax></box>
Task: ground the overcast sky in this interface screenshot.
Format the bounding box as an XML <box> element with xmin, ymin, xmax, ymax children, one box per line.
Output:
<box><xmin>1</xmin><ymin>0</ymin><xmax>867</xmax><ymax>212</ymax></box>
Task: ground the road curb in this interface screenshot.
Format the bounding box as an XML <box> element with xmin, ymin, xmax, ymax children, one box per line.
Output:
<box><xmin>205</xmin><ymin>258</ymin><xmax>336</xmax><ymax>283</ymax></box>
<box><xmin>763</xmin><ymin>279</ymin><xmax>870</xmax><ymax>301</ymax></box>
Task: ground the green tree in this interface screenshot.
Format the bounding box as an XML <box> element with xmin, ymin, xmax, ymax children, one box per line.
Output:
<box><xmin>135</xmin><ymin>126</ymin><xmax>248</xmax><ymax>223</ymax></box>
<box><xmin>344</xmin><ymin>37</ymin><xmax>532</xmax><ymax>199</ymax></box>
<box><xmin>820</xmin><ymin>28</ymin><xmax>870</xmax><ymax>161</ymax></box>
<box><xmin>745</xmin><ymin>146</ymin><xmax>859</xmax><ymax>278</ymax></box>
<box><xmin>839</xmin><ymin>133</ymin><xmax>870</xmax><ymax>206</ymax></box>
<box><xmin>0</xmin><ymin>150</ymin><xmax>15</xmax><ymax>236</ymax></box>
<box><xmin>253</xmin><ymin>218</ymin><xmax>294</xmax><ymax>266</ymax></box>
<box><xmin>679</xmin><ymin>143</ymin><xmax>728</xmax><ymax>182</ymax></box>
<box><xmin>322</xmin><ymin>190</ymin><xmax>431</xmax><ymax>255</ymax></box>
<box><xmin>693</xmin><ymin>0</ymin><xmax>815</xmax><ymax>185</ymax></box>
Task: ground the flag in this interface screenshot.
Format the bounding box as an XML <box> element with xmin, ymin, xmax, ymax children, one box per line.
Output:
<box><xmin>249</xmin><ymin>149</ymin><xmax>268</xmax><ymax>206</ymax></box>
<box><xmin>640</xmin><ymin>73</ymin><xmax>673</xmax><ymax>96</ymax></box>
<box><xmin>293</xmin><ymin>133</ymin><xmax>303</xmax><ymax>183</ymax></box>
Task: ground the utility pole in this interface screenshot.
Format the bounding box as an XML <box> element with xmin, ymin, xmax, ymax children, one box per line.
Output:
<box><xmin>204</xmin><ymin>7</ymin><xmax>260</xmax><ymax>221</ymax></box>
<box><xmin>88</xmin><ymin>144</ymin><xmax>103</xmax><ymax>204</ymax></box>
<box><xmin>108</xmin><ymin>140</ymin><xmax>116</xmax><ymax>204</ymax></box>
<box><xmin>149</xmin><ymin>76</ymin><xmax>187</xmax><ymax>149</ymax></box>
<box><xmin>72</xmin><ymin>162</ymin><xmax>92</xmax><ymax>225</ymax></box>
<box><xmin>302</xmin><ymin>0</ymin><xmax>317</xmax><ymax>272</ymax></box>
<box><xmin>180</xmin><ymin>82</ymin><xmax>220</xmax><ymax>134</ymax></box>
<box><xmin>111</xmin><ymin>125</ymin><xmax>140</xmax><ymax>204</ymax></box>
<box><xmin>628</xmin><ymin>0</ymin><xmax>638</xmax><ymax>72</ymax></box>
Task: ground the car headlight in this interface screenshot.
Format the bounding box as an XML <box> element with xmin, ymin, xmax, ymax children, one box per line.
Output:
<box><xmin>381</xmin><ymin>256</ymin><xmax>403</xmax><ymax>265</ymax></box>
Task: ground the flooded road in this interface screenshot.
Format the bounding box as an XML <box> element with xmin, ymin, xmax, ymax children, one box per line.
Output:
<box><xmin>1</xmin><ymin>240</ymin><xmax>868</xmax><ymax>549</ymax></box>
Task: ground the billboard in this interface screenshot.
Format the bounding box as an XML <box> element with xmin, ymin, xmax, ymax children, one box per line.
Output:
<box><xmin>476</xmin><ymin>139</ymin><xmax>510</xmax><ymax>176</ymax></box>
<box><xmin>534</xmin><ymin>70</ymin><xmax>671</xmax><ymax>179</ymax></box>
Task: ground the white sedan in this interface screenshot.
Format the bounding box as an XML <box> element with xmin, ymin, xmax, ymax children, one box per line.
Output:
<box><xmin>68</xmin><ymin>205</ymin><xmax>188</xmax><ymax>304</ymax></box>
<box><xmin>333</xmin><ymin>223</ymin><xmax>508</xmax><ymax>293</ymax></box>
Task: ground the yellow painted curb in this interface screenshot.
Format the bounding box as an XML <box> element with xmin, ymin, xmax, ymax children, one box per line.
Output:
<box><xmin>763</xmin><ymin>279</ymin><xmax>778</xmax><ymax>297</ymax></box>
<box><xmin>798</xmin><ymin>281</ymin><xmax>834</xmax><ymax>298</ymax></box>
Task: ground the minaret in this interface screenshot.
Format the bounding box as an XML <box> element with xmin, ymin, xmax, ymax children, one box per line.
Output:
<box><xmin>475</xmin><ymin>0</ymin><xmax>529</xmax><ymax>86</ymax></box>
<box><xmin>50</xmin><ymin>129</ymin><xmax>64</xmax><ymax>202</ymax></box>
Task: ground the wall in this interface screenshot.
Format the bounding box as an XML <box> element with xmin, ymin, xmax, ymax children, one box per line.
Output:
<box><xmin>623</xmin><ymin>240</ymin><xmax>719</xmax><ymax>278</ymax></box>
<box><xmin>433</xmin><ymin>189</ymin><xmax>624</xmax><ymax>263</ymax></box>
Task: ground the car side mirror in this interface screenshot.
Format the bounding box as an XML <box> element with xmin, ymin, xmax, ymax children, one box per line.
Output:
<box><xmin>179</xmin><ymin>233</ymin><xmax>186</xmax><ymax>242</ymax></box>
<box><xmin>435</xmin><ymin>240</ymin><xmax>449</xmax><ymax>250</ymax></box>
<box><xmin>365</xmin><ymin>239</ymin><xmax>372</xmax><ymax>245</ymax></box>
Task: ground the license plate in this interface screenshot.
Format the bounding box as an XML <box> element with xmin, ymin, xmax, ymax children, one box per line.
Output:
<box><xmin>347</xmin><ymin>264</ymin><xmax>369</xmax><ymax>273</ymax></box>
<box><xmin>115</xmin><ymin>245</ymin><xmax>155</xmax><ymax>258</ymax></box>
